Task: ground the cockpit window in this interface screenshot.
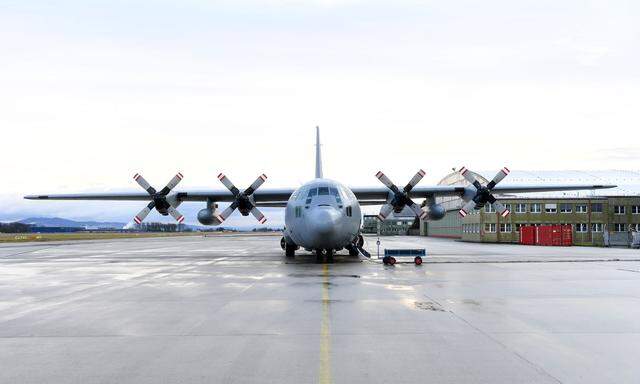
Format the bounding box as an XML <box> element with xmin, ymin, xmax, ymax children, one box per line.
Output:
<box><xmin>330</xmin><ymin>187</ymin><xmax>342</xmax><ymax>204</ymax></box>
<box><xmin>318</xmin><ymin>187</ymin><xmax>329</xmax><ymax>196</ymax></box>
<box><xmin>306</xmin><ymin>188</ymin><xmax>317</xmax><ymax>204</ymax></box>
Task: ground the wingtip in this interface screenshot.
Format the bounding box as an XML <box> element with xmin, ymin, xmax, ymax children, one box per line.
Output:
<box><xmin>24</xmin><ymin>195</ymin><xmax>46</xmax><ymax>200</ymax></box>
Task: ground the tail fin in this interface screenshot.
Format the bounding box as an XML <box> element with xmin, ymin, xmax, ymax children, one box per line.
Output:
<box><xmin>315</xmin><ymin>126</ymin><xmax>323</xmax><ymax>179</ymax></box>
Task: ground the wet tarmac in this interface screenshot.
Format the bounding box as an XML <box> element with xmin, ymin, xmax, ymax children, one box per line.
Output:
<box><xmin>0</xmin><ymin>234</ymin><xmax>639</xmax><ymax>383</ymax></box>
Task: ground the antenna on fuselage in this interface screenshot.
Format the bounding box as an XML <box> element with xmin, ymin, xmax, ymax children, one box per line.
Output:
<box><xmin>315</xmin><ymin>126</ymin><xmax>323</xmax><ymax>179</ymax></box>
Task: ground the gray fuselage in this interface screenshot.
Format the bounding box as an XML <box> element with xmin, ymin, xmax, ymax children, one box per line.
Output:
<box><xmin>284</xmin><ymin>178</ymin><xmax>362</xmax><ymax>251</ymax></box>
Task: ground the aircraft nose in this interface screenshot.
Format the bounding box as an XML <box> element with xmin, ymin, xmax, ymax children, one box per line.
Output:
<box><xmin>310</xmin><ymin>206</ymin><xmax>341</xmax><ymax>235</ymax></box>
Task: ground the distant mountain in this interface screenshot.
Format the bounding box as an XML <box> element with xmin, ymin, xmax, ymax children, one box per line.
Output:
<box><xmin>19</xmin><ymin>217</ymin><xmax>127</xmax><ymax>229</ymax></box>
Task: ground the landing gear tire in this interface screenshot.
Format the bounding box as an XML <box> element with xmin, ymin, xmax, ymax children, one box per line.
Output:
<box><xmin>326</xmin><ymin>250</ymin><xmax>334</xmax><ymax>263</ymax></box>
<box><xmin>356</xmin><ymin>234</ymin><xmax>364</xmax><ymax>248</ymax></box>
<box><xmin>383</xmin><ymin>256</ymin><xmax>396</xmax><ymax>265</ymax></box>
<box><xmin>414</xmin><ymin>256</ymin><xmax>422</xmax><ymax>265</ymax></box>
<box><xmin>315</xmin><ymin>249</ymin><xmax>334</xmax><ymax>263</ymax></box>
<box><xmin>285</xmin><ymin>243</ymin><xmax>296</xmax><ymax>258</ymax></box>
<box><xmin>348</xmin><ymin>246</ymin><xmax>359</xmax><ymax>257</ymax></box>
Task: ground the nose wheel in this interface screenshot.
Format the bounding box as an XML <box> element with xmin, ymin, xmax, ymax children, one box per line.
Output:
<box><xmin>315</xmin><ymin>249</ymin><xmax>334</xmax><ymax>263</ymax></box>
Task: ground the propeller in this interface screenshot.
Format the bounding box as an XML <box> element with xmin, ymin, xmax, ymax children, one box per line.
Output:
<box><xmin>375</xmin><ymin>169</ymin><xmax>428</xmax><ymax>221</ymax></box>
<box><xmin>132</xmin><ymin>172</ymin><xmax>185</xmax><ymax>224</ymax></box>
<box><xmin>458</xmin><ymin>166</ymin><xmax>511</xmax><ymax>218</ymax></box>
<box><xmin>215</xmin><ymin>173</ymin><xmax>268</xmax><ymax>224</ymax></box>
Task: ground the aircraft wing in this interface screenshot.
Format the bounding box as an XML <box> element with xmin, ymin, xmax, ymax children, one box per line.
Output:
<box><xmin>25</xmin><ymin>189</ymin><xmax>296</xmax><ymax>204</ymax></box>
<box><xmin>489</xmin><ymin>184</ymin><xmax>616</xmax><ymax>194</ymax></box>
<box><xmin>26</xmin><ymin>184</ymin><xmax>615</xmax><ymax>204</ymax></box>
<box><xmin>351</xmin><ymin>184</ymin><xmax>616</xmax><ymax>202</ymax></box>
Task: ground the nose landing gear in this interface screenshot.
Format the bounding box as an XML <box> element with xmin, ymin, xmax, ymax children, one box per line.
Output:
<box><xmin>315</xmin><ymin>249</ymin><xmax>334</xmax><ymax>263</ymax></box>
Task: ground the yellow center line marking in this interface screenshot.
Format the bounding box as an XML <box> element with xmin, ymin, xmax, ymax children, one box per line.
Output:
<box><xmin>319</xmin><ymin>263</ymin><xmax>332</xmax><ymax>384</ymax></box>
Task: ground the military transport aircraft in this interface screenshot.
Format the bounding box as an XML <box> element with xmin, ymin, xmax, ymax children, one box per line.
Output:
<box><xmin>25</xmin><ymin>127</ymin><xmax>614</xmax><ymax>262</ymax></box>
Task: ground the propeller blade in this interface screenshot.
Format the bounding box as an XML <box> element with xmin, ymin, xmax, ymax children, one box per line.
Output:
<box><xmin>492</xmin><ymin>201</ymin><xmax>511</xmax><ymax>218</ymax></box>
<box><xmin>403</xmin><ymin>169</ymin><xmax>426</xmax><ymax>193</ymax></box>
<box><xmin>407</xmin><ymin>200</ymin><xmax>428</xmax><ymax>220</ymax></box>
<box><xmin>375</xmin><ymin>171</ymin><xmax>400</xmax><ymax>194</ymax></box>
<box><xmin>133</xmin><ymin>201</ymin><xmax>156</xmax><ymax>224</ymax></box>
<box><xmin>159</xmin><ymin>172</ymin><xmax>184</xmax><ymax>195</ymax></box>
<box><xmin>167</xmin><ymin>206</ymin><xmax>185</xmax><ymax>224</ymax></box>
<box><xmin>458</xmin><ymin>167</ymin><xmax>482</xmax><ymax>189</ymax></box>
<box><xmin>217</xmin><ymin>173</ymin><xmax>240</xmax><ymax>196</ymax></box>
<box><xmin>487</xmin><ymin>167</ymin><xmax>510</xmax><ymax>189</ymax></box>
<box><xmin>245</xmin><ymin>174</ymin><xmax>268</xmax><ymax>195</ymax></box>
<box><xmin>250</xmin><ymin>206</ymin><xmax>267</xmax><ymax>224</ymax></box>
<box><xmin>377</xmin><ymin>203</ymin><xmax>394</xmax><ymax>221</ymax></box>
<box><xmin>458</xmin><ymin>199</ymin><xmax>476</xmax><ymax>217</ymax></box>
<box><xmin>133</xmin><ymin>173</ymin><xmax>156</xmax><ymax>195</ymax></box>
<box><xmin>216</xmin><ymin>201</ymin><xmax>239</xmax><ymax>223</ymax></box>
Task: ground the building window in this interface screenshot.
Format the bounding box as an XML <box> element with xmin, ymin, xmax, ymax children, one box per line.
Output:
<box><xmin>515</xmin><ymin>203</ymin><xmax>527</xmax><ymax>213</ymax></box>
<box><xmin>592</xmin><ymin>223</ymin><xmax>603</xmax><ymax>232</ymax></box>
<box><xmin>614</xmin><ymin>223</ymin><xmax>626</xmax><ymax>232</ymax></box>
<box><xmin>485</xmin><ymin>204</ymin><xmax>495</xmax><ymax>213</ymax></box>
<box><xmin>576</xmin><ymin>223</ymin><xmax>588</xmax><ymax>233</ymax></box>
<box><xmin>499</xmin><ymin>223</ymin><xmax>512</xmax><ymax>233</ymax></box>
<box><xmin>484</xmin><ymin>223</ymin><xmax>496</xmax><ymax>233</ymax></box>
<box><xmin>632</xmin><ymin>206</ymin><xmax>640</xmax><ymax>214</ymax></box>
<box><xmin>545</xmin><ymin>203</ymin><xmax>557</xmax><ymax>214</ymax></box>
<box><xmin>614</xmin><ymin>205</ymin><xmax>626</xmax><ymax>215</ymax></box>
<box><xmin>514</xmin><ymin>223</ymin><xmax>523</xmax><ymax>232</ymax></box>
<box><xmin>576</xmin><ymin>205</ymin><xmax>588</xmax><ymax>213</ymax></box>
<box><xmin>559</xmin><ymin>203</ymin><xmax>572</xmax><ymax>213</ymax></box>
<box><xmin>475</xmin><ymin>223</ymin><xmax>480</xmax><ymax>233</ymax></box>
<box><xmin>633</xmin><ymin>224</ymin><xmax>640</xmax><ymax>232</ymax></box>
<box><xmin>531</xmin><ymin>203</ymin><xmax>541</xmax><ymax>213</ymax></box>
<box><xmin>591</xmin><ymin>203</ymin><xmax>603</xmax><ymax>213</ymax></box>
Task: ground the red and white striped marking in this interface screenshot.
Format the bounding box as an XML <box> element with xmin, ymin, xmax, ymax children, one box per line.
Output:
<box><xmin>418</xmin><ymin>169</ymin><xmax>426</xmax><ymax>177</ymax></box>
<box><xmin>217</xmin><ymin>173</ymin><xmax>225</xmax><ymax>180</ymax></box>
<box><xmin>259</xmin><ymin>217</ymin><xmax>267</xmax><ymax>224</ymax></box>
<box><xmin>500</xmin><ymin>210</ymin><xmax>510</xmax><ymax>218</ymax></box>
<box><xmin>215</xmin><ymin>214</ymin><xmax>225</xmax><ymax>223</ymax></box>
<box><xmin>377</xmin><ymin>213</ymin><xmax>386</xmax><ymax>221</ymax></box>
<box><xmin>419</xmin><ymin>210</ymin><xmax>428</xmax><ymax>220</ymax></box>
<box><xmin>260</xmin><ymin>174</ymin><xmax>267</xmax><ymax>181</ymax></box>
<box><xmin>458</xmin><ymin>209</ymin><xmax>468</xmax><ymax>217</ymax></box>
<box><xmin>459</xmin><ymin>167</ymin><xmax>468</xmax><ymax>175</ymax></box>
<box><xmin>134</xmin><ymin>216</ymin><xmax>142</xmax><ymax>224</ymax></box>
<box><xmin>176</xmin><ymin>215</ymin><xmax>185</xmax><ymax>223</ymax></box>
<box><xmin>501</xmin><ymin>167</ymin><xmax>510</xmax><ymax>176</ymax></box>
<box><xmin>134</xmin><ymin>173</ymin><xmax>141</xmax><ymax>181</ymax></box>
<box><xmin>375</xmin><ymin>171</ymin><xmax>384</xmax><ymax>179</ymax></box>
<box><xmin>176</xmin><ymin>172</ymin><xmax>183</xmax><ymax>180</ymax></box>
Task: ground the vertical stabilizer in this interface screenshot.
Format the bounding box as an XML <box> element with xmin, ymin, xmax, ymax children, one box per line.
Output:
<box><xmin>315</xmin><ymin>126</ymin><xmax>323</xmax><ymax>179</ymax></box>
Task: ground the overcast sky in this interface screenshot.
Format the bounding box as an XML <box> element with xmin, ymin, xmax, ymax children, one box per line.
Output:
<box><xmin>2</xmin><ymin>0</ymin><xmax>639</xmax><ymax>224</ymax></box>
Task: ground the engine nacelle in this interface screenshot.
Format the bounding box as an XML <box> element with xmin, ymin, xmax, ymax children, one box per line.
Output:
<box><xmin>197</xmin><ymin>208</ymin><xmax>218</xmax><ymax>226</ymax></box>
<box><xmin>426</xmin><ymin>203</ymin><xmax>446</xmax><ymax>220</ymax></box>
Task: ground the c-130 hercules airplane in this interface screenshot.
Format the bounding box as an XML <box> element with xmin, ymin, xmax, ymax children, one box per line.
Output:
<box><xmin>26</xmin><ymin>127</ymin><xmax>614</xmax><ymax>262</ymax></box>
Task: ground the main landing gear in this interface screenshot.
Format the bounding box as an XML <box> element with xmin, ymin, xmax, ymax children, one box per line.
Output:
<box><xmin>281</xmin><ymin>237</ymin><xmax>299</xmax><ymax>258</ymax></box>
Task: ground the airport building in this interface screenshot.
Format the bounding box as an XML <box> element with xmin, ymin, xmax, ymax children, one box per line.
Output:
<box><xmin>362</xmin><ymin>214</ymin><xmax>416</xmax><ymax>236</ymax></box>
<box><xmin>420</xmin><ymin>170</ymin><xmax>640</xmax><ymax>247</ymax></box>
